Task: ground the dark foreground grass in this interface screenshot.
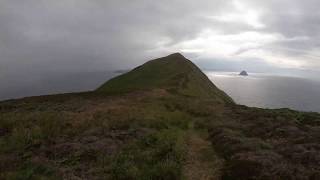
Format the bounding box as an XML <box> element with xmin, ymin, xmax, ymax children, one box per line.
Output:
<box><xmin>2</xmin><ymin>90</ymin><xmax>320</xmax><ymax>179</ymax></box>
<box><xmin>110</xmin><ymin>128</ymin><xmax>187</xmax><ymax>180</ymax></box>
<box><xmin>206</xmin><ymin>106</ymin><xmax>320</xmax><ymax>180</ymax></box>
<box><xmin>0</xmin><ymin>91</ymin><xmax>193</xmax><ymax>179</ymax></box>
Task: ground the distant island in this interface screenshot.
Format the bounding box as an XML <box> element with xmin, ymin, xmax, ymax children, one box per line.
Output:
<box><xmin>239</xmin><ymin>70</ymin><xmax>248</xmax><ymax>76</ymax></box>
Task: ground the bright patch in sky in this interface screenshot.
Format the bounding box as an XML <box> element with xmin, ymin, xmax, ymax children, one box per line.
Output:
<box><xmin>167</xmin><ymin>0</ymin><xmax>319</xmax><ymax>70</ymax></box>
<box><xmin>208</xmin><ymin>0</ymin><xmax>265</xmax><ymax>29</ymax></box>
<box><xmin>173</xmin><ymin>30</ymin><xmax>297</xmax><ymax>66</ymax></box>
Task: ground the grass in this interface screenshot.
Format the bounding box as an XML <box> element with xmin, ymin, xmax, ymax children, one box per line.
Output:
<box><xmin>3</xmin><ymin>161</ymin><xmax>58</xmax><ymax>180</ymax></box>
<box><xmin>0</xmin><ymin>90</ymin><xmax>195</xmax><ymax>179</ymax></box>
<box><xmin>0</xmin><ymin>112</ymin><xmax>66</xmax><ymax>153</ymax></box>
<box><xmin>1</xmin><ymin>53</ymin><xmax>320</xmax><ymax>179</ymax></box>
<box><xmin>110</xmin><ymin>128</ymin><xmax>187</xmax><ymax>180</ymax></box>
<box><xmin>97</xmin><ymin>54</ymin><xmax>190</xmax><ymax>94</ymax></box>
<box><xmin>96</xmin><ymin>53</ymin><xmax>234</xmax><ymax>103</ymax></box>
<box><xmin>207</xmin><ymin>106</ymin><xmax>320</xmax><ymax>179</ymax></box>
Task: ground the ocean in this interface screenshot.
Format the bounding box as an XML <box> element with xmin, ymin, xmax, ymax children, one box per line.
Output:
<box><xmin>1</xmin><ymin>70</ymin><xmax>320</xmax><ymax>113</ymax></box>
<box><xmin>206</xmin><ymin>71</ymin><xmax>320</xmax><ymax>112</ymax></box>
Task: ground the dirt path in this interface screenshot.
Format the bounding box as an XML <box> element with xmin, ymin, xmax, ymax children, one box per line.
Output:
<box><xmin>183</xmin><ymin>131</ymin><xmax>224</xmax><ymax>180</ymax></box>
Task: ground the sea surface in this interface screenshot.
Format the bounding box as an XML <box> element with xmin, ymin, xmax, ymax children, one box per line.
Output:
<box><xmin>206</xmin><ymin>71</ymin><xmax>320</xmax><ymax>112</ymax></box>
<box><xmin>1</xmin><ymin>70</ymin><xmax>320</xmax><ymax>113</ymax></box>
<box><xmin>0</xmin><ymin>71</ymin><xmax>117</xmax><ymax>101</ymax></box>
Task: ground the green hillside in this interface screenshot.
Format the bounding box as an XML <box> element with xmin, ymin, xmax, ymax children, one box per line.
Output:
<box><xmin>97</xmin><ymin>53</ymin><xmax>233</xmax><ymax>103</ymax></box>
<box><xmin>0</xmin><ymin>53</ymin><xmax>319</xmax><ymax>180</ymax></box>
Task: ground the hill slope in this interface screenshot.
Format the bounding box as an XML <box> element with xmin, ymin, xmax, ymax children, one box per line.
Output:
<box><xmin>97</xmin><ymin>53</ymin><xmax>233</xmax><ymax>103</ymax></box>
<box><xmin>0</xmin><ymin>53</ymin><xmax>320</xmax><ymax>179</ymax></box>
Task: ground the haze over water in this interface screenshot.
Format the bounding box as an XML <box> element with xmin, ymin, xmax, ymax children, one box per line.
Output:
<box><xmin>207</xmin><ymin>71</ymin><xmax>320</xmax><ymax>112</ymax></box>
<box><xmin>1</xmin><ymin>69</ymin><xmax>320</xmax><ymax>113</ymax></box>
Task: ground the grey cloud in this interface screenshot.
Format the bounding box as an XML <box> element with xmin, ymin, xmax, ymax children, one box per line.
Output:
<box><xmin>1</xmin><ymin>0</ymin><xmax>320</xmax><ymax>100</ymax></box>
<box><xmin>249</xmin><ymin>0</ymin><xmax>320</xmax><ymax>55</ymax></box>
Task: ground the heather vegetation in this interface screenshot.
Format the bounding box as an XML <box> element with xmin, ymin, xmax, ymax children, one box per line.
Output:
<box><xmin>0</xmin><ymin>53</ymin><xmax>319</xmax><ymax>179</ymax></box>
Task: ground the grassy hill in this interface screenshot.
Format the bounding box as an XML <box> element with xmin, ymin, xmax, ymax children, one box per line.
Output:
<box><xmin>97</xmin><ymin>53</ymin><xmax>233</xmax><ymax>103</ymax></box>
<box><xmin>0</xmin><ymin>53</ymin><xmax>320</xmax><ymax>179</ymax></box>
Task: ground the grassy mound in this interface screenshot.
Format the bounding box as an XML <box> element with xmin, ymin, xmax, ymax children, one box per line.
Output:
<box><xmin>97</xmin><ymin>53</ymin><xmax>233</xmax><ymax>103</ymax></box>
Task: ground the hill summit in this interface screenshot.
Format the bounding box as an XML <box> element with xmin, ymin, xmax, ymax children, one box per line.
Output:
<box><xmin>97</xmin><ymin>53</ymin><xmax>233</xmax><ymax>103</ymax></box>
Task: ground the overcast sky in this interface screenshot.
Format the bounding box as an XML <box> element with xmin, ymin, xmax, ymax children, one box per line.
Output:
<box><xmin>1</xmin><ymin>0</ymin><xmax>320</xmax><ymax>99</ymax></box>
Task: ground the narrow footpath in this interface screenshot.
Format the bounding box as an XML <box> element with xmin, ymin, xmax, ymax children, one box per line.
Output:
<box><xmin>183</xmin><ymin>130</ymin><xmax>224</xmax><ymax>180</ymax></box>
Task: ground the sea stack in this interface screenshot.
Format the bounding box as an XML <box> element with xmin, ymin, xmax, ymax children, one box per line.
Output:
<box><xmin>239</xmin><ymin>70</ymin><xmax>248</xmax><ymax>76</ymax></box>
